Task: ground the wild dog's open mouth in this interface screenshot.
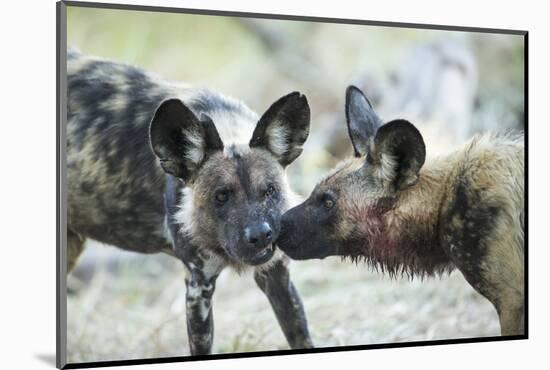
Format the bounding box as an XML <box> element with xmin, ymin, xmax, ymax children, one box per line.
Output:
<box><xmin>255</xmin><ymin>243</ymin><xmax>274</xmax><ymax>258</ymax></box>
<box><xmin>247</xmin><ymin>243</ymin><xmax>275</xmax><ymax>265</ymax></box>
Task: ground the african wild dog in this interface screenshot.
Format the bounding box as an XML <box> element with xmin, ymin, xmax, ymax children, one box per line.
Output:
<box><xmin>67</xmin><ymin>50</ymin><xmax>313</xmax><ymax>354</ymax></box>
<box><xmin>277</xmin><ymin>85</ymin><xmax>524</xmax><ymax>336</ymax></box>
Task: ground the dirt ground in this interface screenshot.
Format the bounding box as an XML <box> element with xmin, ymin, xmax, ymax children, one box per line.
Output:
<box><xmin>67</xmin><ymin>242</ymin><xmax>500</xmax><ymax>363</ymax></box>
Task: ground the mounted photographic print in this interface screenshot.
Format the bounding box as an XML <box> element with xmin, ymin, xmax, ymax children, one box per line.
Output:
<box><xmin>56</xmin><ymin>1</ymin><xmax>527</xmax><ymax>368</ymax></box>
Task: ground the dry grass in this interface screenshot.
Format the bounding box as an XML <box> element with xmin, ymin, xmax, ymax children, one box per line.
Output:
<box><xmin>67</xmin><ymin>242</ymin><xmax>499</xmax><ymax>363</ymax></box>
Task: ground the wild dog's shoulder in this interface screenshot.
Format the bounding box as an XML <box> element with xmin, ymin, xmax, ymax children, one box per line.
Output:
<box><xmin>439</xmin><ymin>131</ymin><xmax>524</xmax><ymax>253</ymax></box>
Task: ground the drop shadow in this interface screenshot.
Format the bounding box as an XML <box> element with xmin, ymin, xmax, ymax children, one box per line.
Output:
<box><xmin>34</xmin><ymin>353</ymin><xmax>57</xmax><ymax>367</ymax></box>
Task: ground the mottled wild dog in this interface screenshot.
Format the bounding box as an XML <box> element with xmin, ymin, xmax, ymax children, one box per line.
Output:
<box><xmin>278</xmin><ymin>85</ymin><xmax>524</xmax><ymax>336</ymax></box>
<box><xmin>67</xmin><ymin>50</ymin><xmax>313</xmax><ymax>354</ymax></box>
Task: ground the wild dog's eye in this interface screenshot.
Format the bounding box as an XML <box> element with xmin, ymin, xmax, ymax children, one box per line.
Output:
<box><xmin>265</xmin><ymin>184</ymin><xmax>277</xmax><ymax>198</ymax></box>
<box><xmin>215</xmin><ymin>190</ymin><xmax>229</xmax><ymax>204</ymax></box>
<box><xmin>322</xmin><ymin>193</ymin><xmax>335</xmax><ymax>210</ymax></box>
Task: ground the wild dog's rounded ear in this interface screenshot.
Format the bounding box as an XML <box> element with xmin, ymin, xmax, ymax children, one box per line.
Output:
<box><xmin>150</xmin><ymin>99</ymin><xmax>223</xmax><ymax>180</ymax></box>
<box><xmin>370</xmin><ymin>119</ymin><xmax>426</xmax><ymax>191</ymax></box>
<box><xmin>249</xmin><ymin>92</ymin><xmax>310</xmax><ymax>167</ymax></box>
<box><xmin>345</xmin><ymin>85</ymin><xmax>383</xmax><ymax>157</ymax></box>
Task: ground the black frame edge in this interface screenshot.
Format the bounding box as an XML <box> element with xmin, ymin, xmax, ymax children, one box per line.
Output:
<box><xmin>523</xmin><ymin>32</ymin><xmax>529</xmax><ymax>338</ymax></box>
<box><xmin>62</xmin><ymin>335</ymin><xmax>527</xmax><ymax>369</ymax></box>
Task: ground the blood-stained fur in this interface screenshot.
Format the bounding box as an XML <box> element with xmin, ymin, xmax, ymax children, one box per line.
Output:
<box><xmin>278</xmin><ymin>85</ymin><xmax>524</xmax><ymax>336</ymax></box>
<box><xmin>67</xmin><ymin>50</ymin><xmax>313</xmax><ymax>354</ymax></box>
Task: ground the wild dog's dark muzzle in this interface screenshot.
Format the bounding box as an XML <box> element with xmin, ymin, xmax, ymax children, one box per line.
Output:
<box><xmin>242</xmin><ymin>221</ymin><xmax>276</xmax><ymax>265</ymax></box>
<box><xmin>244</xmin><ymin>222</ymin><xmax>273</xmax><ymax>248</ymax></box>
<box><xmin>277</xmin><ymin>207</ymin><xmax>302</xmax><ymax>257</ymax></box>
<box><xmin>277</xmin><ymin>203</ymin><xmax>339</xmax><ymax>260</ymax></box>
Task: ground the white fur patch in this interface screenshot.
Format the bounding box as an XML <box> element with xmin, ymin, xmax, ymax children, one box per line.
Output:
<box><xmin>185</xmin><ymin>283</ymin><xmax>213</xmax><ymax>321</ymax></box>
<box><xmin>375</xmin><ymin>153</ymin><xmax>397</xmax><ymax>183</ymax></box>
<box><xmin>99</xmin><ymin>94</ymin><xmax>128</xmax><ymax>113</ymax></box>
<box><xmin>266</xmin><ymin>122</ymin><xmax>289</xmax><ymax>157</ymax></box>
<box><xmin>163</xmin><ymin>214</ymin><xmax>175</xmax><ymax>247</ymax></box>
<box><xmin>182</xmin><ymin>128</ymin><xmax>205</xmax><ymax>165</ymax></box>
<box><xmin>223</xmin><ymin>143</ymin><xmax>251</xmax><ymax>158</ymax></box>
<box><xmin>200</xmin><ymin>251</ymin><xmax>226</xmax><ymax>279</ymax></box>
<box><xmin>208</xmin><ymin>109</ymin><xmax>256</xmax><ymax>145</ymax></box>
<box><xmin>174</xmin><ymin>187</ymin><xmax>194</xmax><ymax>236</ymax></box>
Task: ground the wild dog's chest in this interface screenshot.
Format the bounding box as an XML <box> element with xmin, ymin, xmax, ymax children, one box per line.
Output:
<box><xmin>345</xmin><ymin>204</ymin><xmax>450</xmax><ymax>276</ymax></box>
<box><xmin>381</xmin><ymin>212</ymin><xmax>451</xmax><ymax>276</ymax></box>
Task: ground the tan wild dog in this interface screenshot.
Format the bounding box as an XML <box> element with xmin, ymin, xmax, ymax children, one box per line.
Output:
<box><xmin>278</xmin><ymin>85</ymin><xmax>524</xmax><ymax>336</ymax></box>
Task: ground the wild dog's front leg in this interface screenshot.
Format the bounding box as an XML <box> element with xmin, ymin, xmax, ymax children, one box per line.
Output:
<box><xmin>498</xmin><ymin>297</ymin><xmax>524</xmax><ymax>336</ymax></box>
<box><xmin>173</xmin><ymin>237</ymin><xmax>225</xmax><ymax>355</ymax></box>
<box><xmin>440</xmin><ymin>181</ymin><xmax>525</xmax><ymax>336</ymax></box>
<box><xmin>254</xmin><ymin>258</ymin><xmax>313</xmax><ymax>349</ymax></box>
<box><xmin>184</xmin><ymin>265</ymin><xmax>219</xmax><ymax>355</ymax></box>
<box><xmin>445</xmin><ymin>234</ymin><xmax>524</xmax><ymax>336</ymax></box>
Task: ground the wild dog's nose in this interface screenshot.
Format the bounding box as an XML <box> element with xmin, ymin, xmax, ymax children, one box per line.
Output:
<box><xmin>244</xmin><ymin>222</ymin><xmax>273</xmax><ymax>248</ymax></box>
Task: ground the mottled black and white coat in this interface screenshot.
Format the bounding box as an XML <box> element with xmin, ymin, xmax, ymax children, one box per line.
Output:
<box><xmin>67</xmin><ymin>50</ymin><xmax>313</xmax><ymax>355</ymax></box>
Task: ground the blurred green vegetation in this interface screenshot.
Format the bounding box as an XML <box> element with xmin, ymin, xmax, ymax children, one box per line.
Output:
<box><xmin>67</xmin><ymin>7</ymin><xmax>461</xmax><ymax>109</ymax></box>
<box><xmin>67</xmin><ymin>6</ymin><xmax>524</xmax><ymax>193</ymax></box>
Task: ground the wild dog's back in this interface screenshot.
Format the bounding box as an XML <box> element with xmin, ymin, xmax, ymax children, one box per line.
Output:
<box><xmin>66</xmin><ymin>50</ymin><xmax>258</xmax><ymax>253</ymax></box>
<box><xmin>67</xmin><ymin>50</ymin><xmax>174</xmax><ymax>252</ymax></box>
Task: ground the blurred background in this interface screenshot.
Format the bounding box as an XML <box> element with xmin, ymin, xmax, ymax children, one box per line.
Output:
<box><xmin>66</xmin><ymin>5</ymin><xmax>524</xmax><ymax>363</ymax></box>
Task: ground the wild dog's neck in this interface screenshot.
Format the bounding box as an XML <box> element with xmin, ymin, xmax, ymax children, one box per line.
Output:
<box><xmin>349</xmin><ymin>155</ymin><xmax>457</xmax><ymax>276</ymax></box>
